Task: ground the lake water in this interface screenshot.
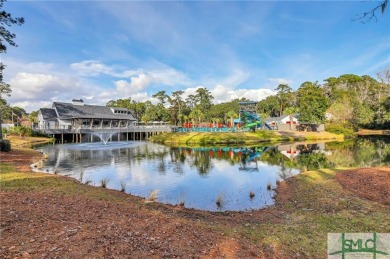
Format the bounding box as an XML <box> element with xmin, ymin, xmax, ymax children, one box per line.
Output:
<box><xmin>34</xmin><ymin>136</ymin><xmax>390</xmax><ymax>211</ymax></box>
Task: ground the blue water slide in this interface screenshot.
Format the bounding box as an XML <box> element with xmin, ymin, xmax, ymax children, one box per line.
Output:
<box><xmin>263</xmin><ymin>122</ymin><xmax>273</xmax><ymax>130</ymax></box>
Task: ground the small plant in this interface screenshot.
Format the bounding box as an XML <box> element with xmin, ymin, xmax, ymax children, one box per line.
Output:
<box><xmin>120</xmin><ymin>180</ymin><xmax>126</xmax><ymax>192</ymax></box>
<box><xmin>148</xmin><ymin>190</ymin><xmax>159</xmax><ymax>201</ymax></box>
<box><xmin>216</xmin><ymin>194</ymin><xmax>223</xmax><ymax>207</ymax></box>
<box><xmin>249</xmin><ymin>191</ymin><xmax>255</xmax><ymax>199</ymax></box>
<box><xmin>79</xmin><ymin>168</ymin><xmax>84</xmax><ymax>182</ymax></box>
<box><xmin>177</xmin><ymin>192</ymin><xmax>185</xmax><ymax>206</ymax></box>
<box><xmin>84</xmin><ymin>179</ymin><xmax>92</xmax><ymax>185</ymax></box>
<box><xmin>100</xmin><ymin>178</ymin><xmax>109</xmax><ymax>188</ymax></box>
<box><xmin>0</xmin><ymin>139</ymin><xmax>11</xmax><ymax>152</ymax></box>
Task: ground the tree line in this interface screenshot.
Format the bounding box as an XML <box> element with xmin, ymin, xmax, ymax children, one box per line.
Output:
<box><xmin>105</xmin><ymin>69</ymin><xmax>390</xmax><ymax>130</ymax></box>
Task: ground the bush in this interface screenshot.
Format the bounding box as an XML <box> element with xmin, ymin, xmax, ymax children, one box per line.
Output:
<box><xmin>0</xmin><ymin>139</ymin><xmax>11</xmax><ymax>152</ymax></box>
<box><xmin>7</xmin><ymin>126</ymin><xmax>33</xmax><ymax>137</ymax></box>
<box><xmin>325</xmin><ymin>123</ymin><xmax>355</xmax><ymax>138</ymax></box>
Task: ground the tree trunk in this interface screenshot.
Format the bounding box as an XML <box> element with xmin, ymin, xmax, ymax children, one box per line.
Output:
<box><xmin>0</xmin><ymin>108</ymin><xmax>3</xmax><ymax>140</ymax></box>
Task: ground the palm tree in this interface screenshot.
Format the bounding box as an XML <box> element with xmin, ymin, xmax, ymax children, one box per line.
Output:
<box><xmin>189</xmin><ymin>108</ymin><xmax>204</xmax><ymax>125</ymax></box>
<box><xmin>226</xmin><ymin>110</ymin><xmax>238</xmax><ymax>131</ymax></box>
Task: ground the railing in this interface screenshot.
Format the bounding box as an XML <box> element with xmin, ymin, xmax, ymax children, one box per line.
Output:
<box><xmin>36</xmin><ymin>125</ymin><xmax>172</xmax><ymax>135</ymax></box>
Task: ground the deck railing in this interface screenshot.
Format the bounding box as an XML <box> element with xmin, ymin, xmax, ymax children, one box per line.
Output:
<box><xmin>36</xmin><ymin>125</ymin><xmax>172</xmax><ymax>135</ymax></box>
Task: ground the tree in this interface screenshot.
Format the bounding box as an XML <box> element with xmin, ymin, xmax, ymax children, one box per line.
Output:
<box><xmin>354</xmin><ymin>0</ymin><xmax>388</xmax><ymax>23</ymax></box>
<box><xmin>189</xmin><ymin>108</ymin><xmax>204</xmax><ymax>124</ymax></box>
<box><xmin>29</xmin><ymin>110</ymin><xmax>39</xmax><ymax>127</ymax></box>
<box><xmin>226</xmin><ymin>110</ymin><xmax>237</xmax><ymax>131</ymax></box>
<box><xmin>169</xmin><ymin>90</ymin><xmax>185</xmax><ymax>126</ymax></box>
<box><xmin>0</xmin><ymin>0</ymin><xmax>24</xmax><ymax>140</ymax></box>
<box><xmin>152</xmin><ymin>90</ymin><xmax>170</xmax><ymax>105</ymax></box>
<box><xmin>275</xmin><ymin>84</ymin><xmax>293</xmax><ymax>116</ymax></box>
<box><xmin>297</xmin><ymin>81</ymin><xmax>329</xmax><ymax>125</ymax></box>
<box><xmin>194</xmin><ymin>87</ymin><xmax>214</xmax><ymax>116</ymax></box>
<box><xmin>0</xmin><ymin>64</ymin><xmax>11</xmax><ymax>139</ymax></box>
<box><xmin>0</xmin><ymin>0</ymin><xmax>25</xmax><ymax>53</ymax></box>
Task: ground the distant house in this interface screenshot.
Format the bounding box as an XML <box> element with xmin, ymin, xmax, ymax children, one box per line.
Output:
<box><xmin>264</xmin><ymin>115</ymin><xmax>299</xmax><ymax>130</ymax></box>
<box><xmin>38</xmin><ymin>99</ymin><xmax>137</xmax><ymax>130</ymax></box>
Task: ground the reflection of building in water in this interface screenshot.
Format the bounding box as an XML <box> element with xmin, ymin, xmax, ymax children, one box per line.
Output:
<box><xmin>278</xmin><ymin>142</ymin><xmax>328</xmax><ymax>159</ymax></box>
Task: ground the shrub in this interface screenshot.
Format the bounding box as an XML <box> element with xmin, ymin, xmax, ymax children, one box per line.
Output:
<box><xmin>0</xmin><ymin>139</ymin><xmax>11</xmax><ymax>152</ymax></box>
<box><xmin>325</xmin><ymin>123</ymin><xmax>355</xmax><ymax>138</ymax></box>
<box><xmin>7</xmin><ymin>126</ymin><xmax>34</xmax><ymax>137</ymax></box>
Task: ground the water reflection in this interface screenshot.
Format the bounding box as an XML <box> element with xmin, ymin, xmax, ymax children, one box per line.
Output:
<box><xmin>34</xmin><ymin>137</ymin><xmax>390</xmax><ymax>211</ymax></box>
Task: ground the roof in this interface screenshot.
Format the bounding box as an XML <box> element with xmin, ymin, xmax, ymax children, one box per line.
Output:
<box><xmin>52</xmin><ymin>102</ymin><xmax>137</xmax><ymax>120</ymax></box>
<box><xmin>40</xmin><ymin>108</ymin><xmax>58</xmax><ymax>121</ymax></box>
<box><xmin>264</xmin><ymin>114</ymin><xmax>299</xmax><ymax>123</ymax></box>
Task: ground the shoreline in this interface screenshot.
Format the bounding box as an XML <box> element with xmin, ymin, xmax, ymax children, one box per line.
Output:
<box><xmin>149</xmin><ymin>130</ymin><xmax>344</xmax><ymax>145</ymax></box>
<box><xmin>1</xmin><ymin>136</ymin><xmax>389</xmax><ymax>258</ymax></box>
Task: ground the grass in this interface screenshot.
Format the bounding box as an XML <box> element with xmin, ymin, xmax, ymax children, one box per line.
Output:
<box><xmin>120</xmin><ymin>180</ymin><xmax>126</xmax><ymax>192</ymax></box>
<box><xmin>236</xmin><ymin>168</ymin><xmax>390</xmax><ymax>257</ymax></box>
<box><xmin>149</xmin><ymin>130</ymin><xmax>344</xmax><ymax>145</ymax></box>
<box><xmin>216</xmin><ymin>194</ymin><xmax>223</xmax><ymax>207</ymax></box>
<box><xmin>1</xmin><ymin>138</ymin><xmax>388</xmax><ymax>257</ymax></box>
<box><xmin>0</xmin><ymin>164</ymin><xmax>123</xmax><ymax>202</ymax></box>
<box><xmin>148</xmin><ymin>190</ymin><xmax>159</xmax><ymax>201</ymax></box>
<box><xmin>2</xmin><ymin>161</ymin><xmax>389</xmax><ymax>257</ymax></box>
<box><xmin>4</xmin><ymin>135</ymin><xmax>53</xmax><ymax>147</ymax></box>
<box><xmin>100</xmin><ymin>178</ymin><xmax>109</xmax><ymax>188</ymax></box>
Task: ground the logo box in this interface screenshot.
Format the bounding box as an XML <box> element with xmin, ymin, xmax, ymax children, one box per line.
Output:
<box><xmin>328</xmin><ymin>233</ymin><xmax>390</xmax><ymax>259</ymax></box>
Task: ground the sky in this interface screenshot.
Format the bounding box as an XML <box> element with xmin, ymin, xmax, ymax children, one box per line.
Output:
<box><xmin>1</xmin><ymin>0</ymin><xmax>390</xmax><ymax>113</ymax></box>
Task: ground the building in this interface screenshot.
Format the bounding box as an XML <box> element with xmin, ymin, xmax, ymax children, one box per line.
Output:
<box><xmin>38</xmin><ymin>99</ymin><xmax>137</xmax><ymax>130</ymax></box>
<box><xmin>37</xmin><ymin>99</ymin><xmax>171</xmax><ymax>143</ymax></box>
<box><xmin>264</xmin><ymin>115</ymin><xmax>299</xmax><ymax>130</ymax></box>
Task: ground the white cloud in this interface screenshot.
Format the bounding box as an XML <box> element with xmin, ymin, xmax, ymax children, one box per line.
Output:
<box><xmin>181</xmin><ymin>84</ymin><xmax>276</xmax><ymax>104</ymax></box>
<box><xmin>114</xmin><ymin>73</ymin><xmax>151</xmax><ymax>95</ymax></box>
<box><xmin>228</xmin><ymin>88</ymin><xmax>276</xmax><ymax>102</ymax></box>
<box><xmin>268</xmin><ymin>78</ymin><xmax>294</xmax><ymax>86</ymax></box>
<box><xmin>70</xmin><ymin>60</ymin><xmax>114</xmax><ymax>76</ymax></box>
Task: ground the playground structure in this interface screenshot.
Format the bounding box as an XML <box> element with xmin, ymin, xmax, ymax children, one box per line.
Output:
<box><xmin>177</xmin><ymin>101</ymin><xmax>272</xmax><ymax>132</ymax></box>
<box><xmin>238</xmin><ymin>101</ymin><xmax>273</xmax><ymax>131</ymax></box>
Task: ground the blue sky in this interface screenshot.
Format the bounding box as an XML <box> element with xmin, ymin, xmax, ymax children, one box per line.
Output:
<box><xmin>2</xmin><ymin>0</ymin><xmax>389</xmax><ymax>112</ymax></box>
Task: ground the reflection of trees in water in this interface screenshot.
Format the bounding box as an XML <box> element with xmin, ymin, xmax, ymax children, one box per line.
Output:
<box><xmin>296</xmin><ymin>144</ymin><xmax>320</xmax><ymax>154</ymax></box>
<box><xmin>352</xmin><ymin>137</ymin><xmax>390</xmax><ymax>167</ymax></box>
<box><xmin>327</xmin><ymin>137</ymin><xmax>390</xmax><ymax>167</ymax></box>
<box><xmin>191</xmin><ymin>151</ymin><xmax>213</xmax><ymax>175</ymax></box>
<box><xmin>296</xmin><ymin>153</ymin><xmax>334</xmax><ymax>171</ymax></box>
<box><xmin>278</xmin><ymin>166</ymin><xmax>295</xmax><ymax>180</ymax></box>
<box><xmin>169</xmin><ymin>149</ymin><xmax>185</xmax><ymax>174</ymax></box>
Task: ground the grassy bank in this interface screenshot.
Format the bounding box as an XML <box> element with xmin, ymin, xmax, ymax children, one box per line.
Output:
<box><xmin>237</xmin><ymin>168</ymin><xmax>390</xmax><ymax>257</ymax></box>
<box><xmin>2</xmin><ymin>162</ymin><xmax>388</xmax><ymax>257</ymax></box>
<box><xmin>4</xmin><ymin>135</ymin><xmax>53</xmax><ymax>147</ymax></box>
<box><xmin>357</xmin><ymin>129</ymin><xmax>390</xmax><ymax>136</ymax></box>
<box><xmin>150</xmin><ymin>130</ymin><xmax>344</xmax><ymax>145</ymax></box>
<box><xmin>2</xmin><ymin>143</ymin><xmax>388</xmax><ymax>257</ymax></box>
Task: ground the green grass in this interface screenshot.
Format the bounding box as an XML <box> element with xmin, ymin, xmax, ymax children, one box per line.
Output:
<box><xmin>235</xmin><ymin>168</ymin><xmax>390</xmax><ymax>257</ymax></box>
<box><xmin>0</xmin><ymin>163</ymin><xmax>127</xmax><ymax>202</ymax></box>
<box><xmin>150</xmin><ymin>130</ymin><xmax>343</xmax><ymax>145</ymax></box>
<box><xmin>1</xmin><ymin>152</ymin><xmax>386</xmax><ymax>258</ymax></box>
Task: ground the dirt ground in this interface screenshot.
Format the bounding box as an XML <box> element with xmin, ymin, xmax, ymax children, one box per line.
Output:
<box><xmin>1</xmin><ymin>148</ymin><xmax>389</xmax><ymax>258</ymax></box>
<box><xmin>336</xmin><ymin>167</ymin><xmax>390</xmax><ymax>205</ymax></box>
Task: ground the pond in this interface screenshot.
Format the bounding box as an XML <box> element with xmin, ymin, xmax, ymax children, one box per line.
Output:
<box><xmin>34</xmin><ymin>136</ymin><xmax>390</xmax><ymax>211</ymax></box>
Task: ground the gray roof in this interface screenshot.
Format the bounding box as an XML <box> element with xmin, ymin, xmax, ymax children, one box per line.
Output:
<box><xmin>40</xmin><ymin>108</ymin><xmax>58</xmax><ymax>121</ymax></box>
<box><xmin>53</xmin><ymin>102</ymin><xmax>137</xmax><ymax>120</ymax></box>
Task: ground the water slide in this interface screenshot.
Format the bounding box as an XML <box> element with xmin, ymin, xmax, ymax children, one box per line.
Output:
<box><xmin>241</xmin><ymin>111</ymin><xmax>273</xmax><ymax>130</ymax></box>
